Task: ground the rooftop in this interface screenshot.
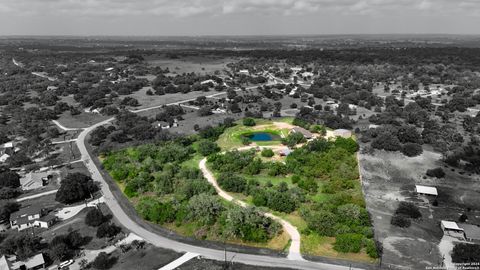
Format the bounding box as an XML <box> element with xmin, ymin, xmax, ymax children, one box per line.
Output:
<box><xmin>415</xmin><ymin>185</ymin><xmax>438</xmax><ymax>196</ymax></box>
<box><xmin>291</xmin><ymin>127</ymin><xmax>313</xmax><ymax>138</ymax></box>
<box><xmin>10</xmin><ymin>205</ymin><xmax>44</xmax><ymax>221</ymax></box>
<box><xmin>441</xmin><ymin>220</ymin><xmax>464</xmax><ymax>231</ymax></box>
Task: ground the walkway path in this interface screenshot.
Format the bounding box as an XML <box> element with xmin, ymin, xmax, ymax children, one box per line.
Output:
<box><xmin>199</xmin><ymin>146</ymin><xmax>303</xmax><ymax>261</ymax></box>
<box><xmin>16</xmin><ymin>189</ymin><xmax>58</xmax><ymax>202</ymax></box>
<box><xmin>158</xmin><ymin>252</ymin><xmax>199</xmax><ymax>270</ymax></box>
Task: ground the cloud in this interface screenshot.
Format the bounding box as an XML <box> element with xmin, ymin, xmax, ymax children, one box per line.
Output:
<box><xmin>1</xmin><ymin>0</ymin><xmax>480</xmax><ymax>18</ymax></box>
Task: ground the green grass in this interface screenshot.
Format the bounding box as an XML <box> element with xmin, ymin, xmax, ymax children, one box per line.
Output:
<box><xmin>217</xmin><ymin>118</ymin><xmax>291</xmax><ymax>150</ymax></box>
<box><xmin>244</xmin><ymin>174</ymin><xmax>293</xmax><ymax>187</ymax></box>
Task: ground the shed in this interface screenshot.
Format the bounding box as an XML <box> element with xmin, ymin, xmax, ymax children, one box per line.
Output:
<box><xmin>415</xmin><ymin>185</ymin><xmax>438</xmax><ymax>196</ymax></box>
<box><xmin>441</xmin><ymin>220</ymin><xmax>465</xmax><ymax>239</ymax></box>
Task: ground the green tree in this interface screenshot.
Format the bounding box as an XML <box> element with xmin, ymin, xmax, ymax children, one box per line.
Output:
<box><xmin>188</xmin><ymin>194</ymin><xmax>223</xmax><ymax>225</ymax></box>
<box><xmin>243</xmin><ymin>118</ymin><xmax>256</xmax><ymax>126</ymax></box>
<box><xmin>261</xmin><ymin>148</ymin><xmax>274</xmax><ymax>158</ymax></box>
<box><xmin>197</xmin><ymin>140</ymin><xmax>220</xmax><ymax>156</ymax></box>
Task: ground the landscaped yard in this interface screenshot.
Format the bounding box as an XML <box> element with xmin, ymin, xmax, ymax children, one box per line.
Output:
<box><xmin>100</xmin><ymin>117</ymin><xmax>377</xmax><ymax>263</ymax></box>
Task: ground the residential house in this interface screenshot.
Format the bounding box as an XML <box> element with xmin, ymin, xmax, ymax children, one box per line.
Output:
<box><xmin>441</xmin><ymin>220</ymin><xmax>465</xmax><ymax>239</ymax></box>
<box><xmin>290</xmin><ymin>127</ymin><xmax>313</xmax><ymax>139</ymax></box>
<box><xmin>0</xmin><ymin>253</ymin><xmax>45</xmax><ymax>270</ymax></box>
<box><xmin>10</xmin><ymin>205</ymin><xmax>57</xmax><ymax>231</ymax></box>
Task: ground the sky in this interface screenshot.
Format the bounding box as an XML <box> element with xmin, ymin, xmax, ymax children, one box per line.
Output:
<box><xmin>1</xmin><ymin>0</ymin><xmax>480</xmax><ymax>36</ymax></box>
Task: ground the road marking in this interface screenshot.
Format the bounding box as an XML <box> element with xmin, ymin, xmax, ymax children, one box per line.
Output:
<box><xmin>158</xmin><ymin>252</ymin><xmax>199</xmax><ymax>270</ymax></box>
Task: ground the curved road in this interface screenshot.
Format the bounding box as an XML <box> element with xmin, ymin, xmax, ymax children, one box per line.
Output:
<box><xmin>70</xmin><ymin>99</ymin><xmax>363</xmax><ymax>270</ymax></box>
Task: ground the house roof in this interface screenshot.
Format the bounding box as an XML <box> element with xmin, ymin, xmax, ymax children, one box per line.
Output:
<box><xmin>0</xmin><ymin>154</ymin><xmax>9</xmax><ymax>163</ymax></box>
<box><xmin>24</xmin><ymin>253</ymin><xmax>45</xmax><ymax>269</ymax></box>
<box><xmin>441</xmin><ymin>220</ymin><xmax>463</xmax><ymax>231</ymax></box>
<box><xmin>416</xmin><ymin>185</ymin><xmax>438</xmax><ymax>196</ymax></box>
<box><xmin>0</xmin><ymin>142</ymin><xmax>13</xmax><ymax>149</ymax></box>
<box><xmin>10</xmin><ymin>205</ymin><xmax>43</xmax><ymax>221</ymax></box>
<box><xmin>0</xmin><ymin>255</ymin><xmax>12</xmax><ymax>270</ymax></box>
<box><xmin>39</xmin><ymin>214</ymin><xmax>57</xmax><ymax>222</ymax></box>
<box><xmin>291</xmin><ymin>127</ymin><xmax>313</xmax><ymax>138</ymax></box>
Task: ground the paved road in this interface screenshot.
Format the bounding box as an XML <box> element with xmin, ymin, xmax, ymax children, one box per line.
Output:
<box><xmin>72</xmin><ymin>93</ymin><xmax>363</xmax><ymax>270</ymax></box>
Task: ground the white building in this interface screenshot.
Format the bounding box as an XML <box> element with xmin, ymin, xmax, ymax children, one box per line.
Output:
<box><xmin>441</xmin><ymin>220</ymin><xmax>465</xmax><ymax>239</ymax></box>
<box><xmin>415</xmin><ymin>185</ymin><xmax>438</xmax><ymax>196</ymax></box>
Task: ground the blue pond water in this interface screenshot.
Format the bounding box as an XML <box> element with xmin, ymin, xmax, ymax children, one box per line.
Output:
<box><xmin>246</xmin><ymin>132</ymin><xmax>276</xmax><ymax>141</ymax></box>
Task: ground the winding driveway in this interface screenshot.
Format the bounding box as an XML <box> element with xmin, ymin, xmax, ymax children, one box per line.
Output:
<box><xmin>199</xmin><ymin>151</ymin><xmax>303</xmax><ymax>261</ymax></box>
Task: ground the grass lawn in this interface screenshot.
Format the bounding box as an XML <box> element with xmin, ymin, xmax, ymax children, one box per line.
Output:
<box><xmin>301</xmin><ymin>234</ymin><xmax>377</xmax><ymax>264</ymax></box>
<box><xmin>56</xmin><ymin>111</ymin><xmax>111</xmax><ymax>129</ymax></box>
<box><xmin>110</xmin><ymin>244</ymin><xmax>182</xmax><ymax>270</ymax></box>
<box><xmin>216</xmin><ymin>118</ymin><xmax>291</xmax><ymax>150</ymax></box>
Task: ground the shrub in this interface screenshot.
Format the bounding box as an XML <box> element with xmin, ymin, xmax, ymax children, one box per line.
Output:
<box><xmin>297</xmin><ymin>178</ymin><xmax>318</xmax><ymax>193</ymax></box>
<box><xmin>391</xmin><ymin>214</ymin><xmax>411</xmax><ymax>228</ymax></box>
<box><xmin>0</xmin><ymin>169</ymin><xmax>20</xmax><ymax>188</ymax></box>
<box><xmin>395</xmin><ymin>202</ymin><xmax>422</xmax><ymax>219</ymax></box>
<box><xmin>426</xmin><ymin>167</ymin><xmax>445</xmax><ymax>178</ymax></box>
<box><xmin>401</xmin><ymin>143</ymin><xmax>423</xmax><ymax>157</ymax></box>
<box><xmin>92</xmin><ymin>252</ymin><xmax>117</xmax><ymax>269</ymax></box>
<box><xmin>305</xmin><ymin>210</ymin><xmax>337</xmax><ymax>236</ymax></box>
<box><xmin>56</xmin><ymin>173</ymin><xmax>96</xmax><ymax>204</ymax></box>
<box><xmin>197</xmin><ymin>140</ymin><xmax>220</xmax><ymax>156</ymax></box>
<box><xmin>243</xmin><ymin>118</ymin><xmax>256</xmax><ymax>126</ymax></box>
<box><xmin>291</xmin><ymin>175</ymin><xmax>301</xmax><ymax>184</ymax></box>
<box><xmin>452</xmin><ymin>243</ymin><xmax>480</xmax><ymax>263</ymax></box>
<box><xmin>96</xmin><ymin>223</ymin><xmax>121</xmax><ymax>238</ymax></box>
<box><xmin>365</xmin><ymin>239</ymin><xmax>379</xmax><ymax>258</ymax></box>
<box><xmin>217</xmin><ymin>173</ymin><xmax>247</xmax><ymax>193</ymax></box>
<box><xmin>85</xmin><ymin>208</ymin><xmax>109</xmax><ymax>227</ymax></box>
<box><xmin>333</xmin><ymin>233</ymin><xmax>363</xmax><ymax>253</ymax></box>
<box><xmin>261</xmin><ymin>148</ymin><xmax>274</xmax><ymax>158</ymax></box>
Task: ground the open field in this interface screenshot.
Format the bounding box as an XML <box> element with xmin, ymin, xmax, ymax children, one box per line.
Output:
<box><xmin>56</xmin><ymin>111</ymin><xmax>111</xmax><ymax>129</ymax></box>
<box><xmin>359</xmin><ymin>149</ymin><xmax>480</xmax><ymax>269</ymax></box>
<box><xmin>145</xmin><ymin>55</ymin><xmax>238</xmax><ymax>75</ymax></box>
<box><xmin>107</xmin><ymin>244</ymin><xmax>181</xmax><ymax>270</ymax></box>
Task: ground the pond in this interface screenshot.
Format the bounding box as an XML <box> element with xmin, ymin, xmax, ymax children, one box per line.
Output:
<box><xmin>245</xmin><ymin>132</ymin><xmax>280</xmax><ymax>141</ymax></box>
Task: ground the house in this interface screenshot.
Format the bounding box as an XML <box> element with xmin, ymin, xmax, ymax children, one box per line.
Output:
<box><xmin>333</xmin><ymin>129</ymin><xmax>352</xmax><ymax>138</ymax></box>
<box><xmin>0</xmin><ymin>142</ymin><xmax>14</xmax><ymax>156</ymax></box>
<box><xmin>0</xmin><ymin>253</ymin><xmax>45</xmax><ymax>270</ymax></box>
<box><xmin>238</xmin><ymin>69</ymin><xmax>249</xmax><ymax>75</ymax></box>
<box><xmin>415</xmin><ymin>185</ymin><xmax>438</xmax><ymax>197</ymax></box>
<box><xmin>10</xmin><ymin>205</ymin><xmax>56</xmax><ymax>231</ymax></box>
<box><xmin>459</xmin><ymin>223</ymin><xmax>480</xmax><ymax>243</ymax></box>
<box><xmin>441</xmin><ymin>220</ymin><xmax>465</xmax><ymax>239</ymax></box>
<box><xmin>290</xmin><ymin>127</ymin><xmax>313</xmax><ymax>139</ymax></box>
<box><xmin>0</xmin><ymin>153</ymin><xmax>10</xmax><ymax>163</ymax></box>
